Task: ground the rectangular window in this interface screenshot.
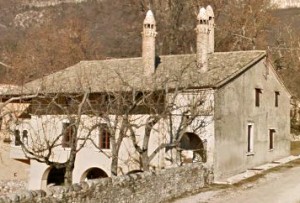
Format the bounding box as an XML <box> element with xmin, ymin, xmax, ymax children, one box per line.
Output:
<box><xmin>255</xmin><ymin>88</ymin><xmax>262</xmax><ymax>107</ymax></box>
<box><xmin>269</xmin><ymin>129</ymin><xmax>276</xmax><ymax>150</ymax></box>
<box><xmin>99</xmin><ymin>124</ymin><xmax>110</xmax><ymax>149</ymax></box>
<box><xmin>247</xmin><ymin>124</ymin><xmax>254</xmax><ymax>153</ymax></box>
<box><xmin>62</xmin><ymin>122</ymin><xmax>75</xmax><ymax>148</ymax></box>
<box><xmin>14</xmin><ymin>129</ymin><xmax>21</xmax><ymax>146</ymax></box>
<box><xmin>22</xmin><ymin>130</ymin><xmax>28</xmax><ymax>145</ymax></box>
<box><xmin>275</xmin><ymin>91</ymin><xmax>280</xmax><ymax>107</ymax></box>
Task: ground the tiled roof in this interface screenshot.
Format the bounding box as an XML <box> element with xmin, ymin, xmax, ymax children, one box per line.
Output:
<box><xmin>6</xmin><ymin>50</ymin><xmax>266</xmax><ymax>94</ymax></box>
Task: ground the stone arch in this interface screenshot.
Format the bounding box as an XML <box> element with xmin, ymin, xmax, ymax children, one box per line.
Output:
<box><xmin>80</xmin><ymin>167</ymin><xmax>108</xmax><ymax>182</ymax></box>
<box><xmin>126</xmin><ymin>170</ymin><xmax>143</xmax><ymax>175</ymax></box>
<box><xmin>179</xmin><ymin>132</ymin><xmax>206</xmax><ymax>163</ymax></box>
<box><xmin>41</xmin><ymin>167</ymin><xmax>66</xmax><ymax>189</ymax></box>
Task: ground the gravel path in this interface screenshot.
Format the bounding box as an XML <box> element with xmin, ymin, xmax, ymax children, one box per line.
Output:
<box><xmin>174</xmin><ymin>159</ymin><xmax>300</xmax><ymax>203</ymax></box>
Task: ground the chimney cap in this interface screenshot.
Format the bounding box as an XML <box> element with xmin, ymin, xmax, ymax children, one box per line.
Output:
<box><xmin>197</xmin><ymin>7</ymin><xmax>208</xmax><ymax>21</ymax></box>
<box><xmin>206</xmin><ymin>5</ymin><xmax>214</xmax><ymax>18</ymax></box>
<box><xmin>144</xmin><ymin>10</ymin><xmax>156</xmax><ymax>25</ymax></box>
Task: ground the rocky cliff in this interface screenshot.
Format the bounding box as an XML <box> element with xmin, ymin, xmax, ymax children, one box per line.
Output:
<box><xmin>272</xmin><ymin>0</ymin><xmax>300</xmax><ymax>8</ymax></box>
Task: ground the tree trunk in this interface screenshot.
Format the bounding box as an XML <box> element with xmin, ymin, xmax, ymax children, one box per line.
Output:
<box><xmin>141</xmin><ymin>151</ymin><xmax>150</xmax><ymax>171</ymax></box>
<box><xmin>111</xmin><ymin>154</ymin><xmax>119</xmax><ymax>176</ymax></box>
<box><xmin>64</xmin><ymin>165</ymin><xmax>73</xmax><ymax>186</ymax></box>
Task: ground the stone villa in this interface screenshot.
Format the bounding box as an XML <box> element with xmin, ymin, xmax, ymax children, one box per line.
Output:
<box><xmin>0</xmin><ymin>6</ymin><xmax>291</xmax><ymax>190</ymax></box>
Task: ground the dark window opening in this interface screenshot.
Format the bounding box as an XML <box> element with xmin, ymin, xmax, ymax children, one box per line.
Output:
<box><xmin>269</xmin><ymin>129</ymin><xmax>276</xmax><ymax>150</ymax></box>
<box><xmin>255</xmin><ymin>88</ymin><xmax>262</xmax><ymax>107</ymax></box>
<box><xmin>179</xmin><ymin>132</ymin><xmax>206</xmax><ymax>163</ymax></box>
<box><xmin>275</xmin><ymin>91</ymin><xmax>280</xmax><ymax>107</ymax></box>
<box><xmin>145</xmin><ymin>24</ymin><xmax>151</xmax><ymax>28</ymax></box>
<box><xmin>62</xmin><ymin>122</ymin><xmax>76</xmax><ymax>148</ymax></box>
<box><xmin>47</xmin><ymin>167</ymin><xmax>65</xmax><ymax>186</ymax></box>
<box><xmin>99</xmin><ymin>124</ymin><xmax>110</xmax><ymax>149</ymax></box>
<box><xmin>86</xmin><ymin>168</ymin><xmax>108</xmax><ymax>180</ymax></box>
<box><xmin>14</xmin><ymin>130</ymin><xmax>21</xmax><ymax>146</ymax></box>
<box><xmin>0</xmin><ymin>117</ymin><xmax>2</xmax><ymax>131</ymax></box>
<box><xmin>247</xmin><ymin>124</ymin><xmax>253</xmax><ymax>153</ymax></box>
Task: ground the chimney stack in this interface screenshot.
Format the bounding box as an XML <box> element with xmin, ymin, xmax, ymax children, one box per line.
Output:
<box><xmin>206</xmin><ymin>5</ymin><xmax>215</xmax><ymax>54</ymax></box>
<box><xmin>142</xmin><ymin>10</ymin><xmax>157</xmax><ymax>76</ymax></box>
<box><xmin>195</xmin><ymin>7</ymin><xmax>209</xmax><ymax>72</ymax></box>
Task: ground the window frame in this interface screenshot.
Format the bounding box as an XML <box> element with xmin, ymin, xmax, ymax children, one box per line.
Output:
<box><xmin>269</xmin><ymin>129</ymin><xmax>276</xmax><ymax>150</ymax></box>
<box><xmin>247</xmin><ymin>123</ymin><xmax>254</xmax><ymax>155</ymax></box>
<box><xmin>14</xmin><ymin>129</ymin><xmax>21</xmax><ymax>146</ymax></box>
<box><xmin>255</xmin><ymin>88</ymin><xmax>262</xmax><ymax>107</ymax></box>
<box><xmin>62</xmin><ymin>122</ymin><xmax>76</xmax><ymax>148</ymax></box>
<box><xmin>22</xmin><ymin>130</ymin><xmax>28</xmax><ymax>145</ymax></box>
<box><xmin>99</xmin><ymin>124</ymin><xmax>110</xmax><ymax>150</ymax></box>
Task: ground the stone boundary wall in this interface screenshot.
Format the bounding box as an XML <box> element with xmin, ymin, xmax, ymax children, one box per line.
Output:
<box><xmin>0</xmin><ymin>180</ymin><xmax>27</xmax><ymax>196</ymax></box>
<box><xmin>0</xmin><ymin>163</ymin><xmax>211</xmax><ymax>203</ymax></box>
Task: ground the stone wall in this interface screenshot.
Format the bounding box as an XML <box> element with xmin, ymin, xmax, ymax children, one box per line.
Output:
<box><xmin>0</xmin><ymin>180</ymin><xmax>27</xmax><ymax>196</ymax></box>
<box><xmin>0</xmin><ymin>163</ymin><xmax>211</xmax><ymax>203</ymax></box>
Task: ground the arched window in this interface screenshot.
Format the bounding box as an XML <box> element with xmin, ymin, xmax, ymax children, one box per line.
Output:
<box><xmin>80</xmin><ymin>167</ymin><xmax>108</xmax><ymax>182</ymax></box>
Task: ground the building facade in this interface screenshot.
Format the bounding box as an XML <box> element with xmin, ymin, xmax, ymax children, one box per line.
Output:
<box><xmin>0</xmin><ymin>5</ymin><xmax>291</xmax><ymax>189</ymax></box>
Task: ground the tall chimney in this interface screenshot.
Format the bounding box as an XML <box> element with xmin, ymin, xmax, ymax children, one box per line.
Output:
<box><xmin>206</xmin><ymin>5</ymin><xmax>215</xmax><ymax>54</ymax></box>
<box><xmin>195</xmin><ymin>7</ymin><xmax>209</xmax><ymax>72</ymax></box>
<box><xmin>142</xmin><ymin>10</ymin><xmax>157</xmax><ymax>76</ymax></box>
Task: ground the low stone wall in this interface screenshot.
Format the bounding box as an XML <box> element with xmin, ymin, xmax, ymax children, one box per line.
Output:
<box><xmin>0</xmin><ymin>163</ymin><xmax>211</xmax><ymax>203</ymax></box>
<box><xmin>0</xmin><ymin>180</ymin><xmax>27</xmax><ymax>196</ymax></box>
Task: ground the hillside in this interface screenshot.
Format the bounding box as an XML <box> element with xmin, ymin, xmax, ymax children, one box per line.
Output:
<box><xmin>272</xmin><ymin>0</ymin><xmax>300</xmax><ymax>8</ymax></box>
<box><xmin>0</xmin><ymin>0</ymin><xmax>299</xmax><ymax>97</ymax></box>
<box><xmin>271</xmin><ymin>8</ymin><xmax>300</xmax><ymax>98</ymax></box>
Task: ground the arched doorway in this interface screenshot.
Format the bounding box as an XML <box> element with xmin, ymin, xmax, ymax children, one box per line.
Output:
<box><xmin>179</xmin><ymin>132</ymin><xmax>206</xmax><ymax>163</ymax></box>
<box><xmin>41</xmin><ymin>167</ymin><xmax>66</xmax><ymax>189</ymax></box>
<box><xmin>47</xmin><ymin>167</ymin><xmax>66</xmax><ymax>186</ymax></box>
<box><xmin>80</xmin><ymin>167</ymin><xmax>108</xmax><ymax>182</ymax></box>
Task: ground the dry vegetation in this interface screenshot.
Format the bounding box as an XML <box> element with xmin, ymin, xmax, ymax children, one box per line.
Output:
<box><xmin>0</xmin><ymin>0</ymin><xmax>299</xmax><ymax>96</ymax></box>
